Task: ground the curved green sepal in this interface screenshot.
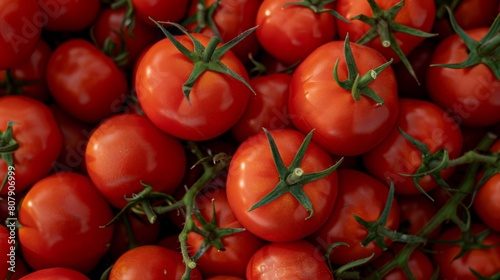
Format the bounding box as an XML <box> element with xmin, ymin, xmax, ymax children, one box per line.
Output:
<box><xmin>0</xmin><ymin>122</ymin><xmax>19</xmax><ymax>192</ymax></box>
<box><xmin>282</xmin><ymin>0</ymin><xmax>349</xmax><ymax>23</ymax></box>
<box><xmin>181</xmin><ymin>0</ymin><xmax>222</xmax><ymax>39</ymax></box>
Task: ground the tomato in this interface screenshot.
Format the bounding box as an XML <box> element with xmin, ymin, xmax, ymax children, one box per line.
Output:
<box><xmin>86</xmin><ymin>113</ymin><xmax>186</xmax><ymax>209</ymax></box>
<box><xmin>205</xmin><ymin>276</ymin><xmax>244</xmax><ymax>280</ymax></box>
<box><xmin>426</xmin><ymin>27</ymin><xmax>500</xmax><ymax>127</ymax></box>
<box><xmin>187</xmin><ymin>188</ymin><xmax>266</xmax><ymax>278</ymax></box>
<box><xmin>135</xmin><ymin>32</ymin><xmax>251</xmax><ymax>141</ymax></box>
<box><xmin>0</xmin><ymin>225</ymin><xmax>29</xmax><ymax>280</ymax></box>
<box><xmin>18</xmin><ymin>172</ymin><xmax>115</xmax><ymax>273</ymax></box>
<box><xmin>336</xmin><ymin>0</ymin><xmax>435</xmax><ymax>64</ymax></box>
<box><xmin>132</xmin><ymin>0</ymin><xmax>189</xmax><ymax>26</ymax></box>
<box><xmin>246</xmin><ymin>240</ymin><xmax>333</xmax><ymax>280</ymax></box>
<box><xmin>432</xmin><ymin>224</ymin><xmax>500</xmax><ymax>279</ymax></box>
<box><xmin>0</xmin><ymin>0</ymin><xmax>42</xmax><ymax>70</ymax></box>
<box><xmin>92</xmin><ymin>6</ymin><xmax>159</xmax><ymax>68</ymax></box>
<box><xmin>46</xmin><ymin>39</ymin><xmax>128</xmax><ymax>124</ymax></box>
<box><xmin>288</xmin><ymin>39</ymin><xmax>399</xmax><ymax>156</ymax></box>
<box><xmin>19</xmin><ymin>268</ymin><xmax>90</xmax><ymax>280</ymax></box>
<box><xmin>226</xmin><ymin>129</ymin><xmax>339</xmax><ymax>242</ymax></box>
<box><xmin>255</xmin><ymin>0</ymin><xmax>337</xmax><ymax>65</ymax></box>
<box><xmin>185</xmin><ymin>0</ymin><xmax>261</xmax><ymax>63</ymax></box>
<box><xmin>230</xmin><ymin>73</ymin><xmax>293</xmax><ymax>142</ymax></box>
<box><xmin>109</xmin><ymin>245</ymin><xmax>203</xmax><ymax>279</ymax></box>
<box><xmin>0</xmin><ymin>39</ymin><xmax>52</xmax><ymax>102</ymax></box>
<box><xmin>309</xmin><ymin>169</ymin><xmax>400</xmax><ymax>265</ymax></box>
<box><xmin>396</xmin><ymin>194</ymin><xmax>441</xmax><ymax>239</ymax></box>
<box><xmin>362</xmin><ymin>98</ymin><xmax>463</xmax><ymax>195</ymax></box>
<box><xmin>0</xmin><ymin>96</ymin><xmax>63</xmax><ymax>194</ymax></box>
<box><xmin>37</xmin><ymin>0</ymin><xmax>100</xmax><ymax>31</ymax></box>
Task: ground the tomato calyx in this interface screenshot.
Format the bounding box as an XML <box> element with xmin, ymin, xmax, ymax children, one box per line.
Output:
<box><xmin>182</xmin><ymin>0</ymin><xmax>222</xmax><ymax>39</ymax></box>
<box><xmin>333</xmin><ymin>34</ymin><xmax>393</xmax><ymax>106</ymax></box>
<box><xmin>431</xmin><ymin>8</ymin><xmax>500</xmax><ymax>80</ymax></box>
<box><xmin>435</xmin><ymin>227</ymin><xmax>498</xmax><ymax>260</ymax></box>
<box><xmin>351</xmin><ymin>0</ymin><xmax>436</xmax><ymax>83</ymax></box>
<box><xmin>0</xmin><ymin>70</ymin><xmax>42</xmax><ymax>95</ymax></box>
<box><xmin>151</xmin><ymin>19</ymin><xmax>256</xmax><ymax>102</ymax></box>
<box><xmin>0</xmin><ymin>122</ymin><xmax>18</xmax><ymax>191</ymax></box>
<box><xmin>249</xmin><ymin>129</ymin><xmax>343</xmax><ymax>219</ymax></box>
<box><xmin>190</xmin><ymin>200</ymin><xmax>245</xmax><ymax>261</ymax></box>
<box><xmin>326</xmin><ymin>242</ymin><xmax>375</xmax><ymax>279</ymax></box>
<box><xmin>282</xmin><ymin>0</ymin><xmax>349</xmax><ymax>23</ymax></box>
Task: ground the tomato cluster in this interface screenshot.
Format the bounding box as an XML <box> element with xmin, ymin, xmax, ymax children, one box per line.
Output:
<box><xmin>1</xmin><ymin>0</ymin><xmax>500</xmax><ymax>279</ymax></box>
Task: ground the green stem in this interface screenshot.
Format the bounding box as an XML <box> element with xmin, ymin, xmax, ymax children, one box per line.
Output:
<box><xmin>201</xmin><ymin>36</ymin><xmax>221</xmax><ymax>62</ymax></box>
<box><xmin>122</xmin><ymin>215</ymin><xmax>138</xmax><ymax>249</ymax></box>
<box><xmin>478</xmin><ymin>34</ymin><xmax>500</xmax><ymax>56</ymax></box>
<box><xmin>286</xmin><ymin>168</ymin><xmax>304</xmax><ymax>185</ymax></box>
<box><xmin>376</xmin><ymin>19</ymin><xmax>391</xmax><ymax>47</ymax></box>
<box><xmin>446</xmin><ymin>149</ymin><xmax>498</xmax><ymax>167</ymax></box>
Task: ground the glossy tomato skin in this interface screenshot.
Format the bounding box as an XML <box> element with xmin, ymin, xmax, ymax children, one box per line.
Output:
<box><xmin>336</xmin><ymin>0</ymin><xmax>435</xmax><ymax>63</ymax></box>
<box><xmin>205</xmin><ymin>276</ymin><xmax>244</xmax><ymax>280</ymax></box>
<box><xmin>86</xmin><ymin>114</ymin><xmax>186</xmax><ymax>209</ymax></box>
<box><xmin>18</xmin><ymin>172</ymin><xmax>115</xmax><ymax>273</ymax></box>
<box><xmin>246</xmin><ymin>240</ymin><xmax>333</xmax><ymax>280</ymax></box>
<box><xmin>19</xmin><ymin>268</ymin><xmax>90</xmax><ymax>280</ymax></box>
<box><xmin>256</xmin><ymin>0</ymin><xmax>337</xmax><ymax>65</ymax></box>
<box><xmin>0</xmin><ymin>0</ymin><xmax>41</xmax><ymax>70</ymax></box>
<box><xmin>0</xmin><ymin>39</ymin><xmax>52</xmax><ymax>102</ymax></box>
<box><xmin>37</xmin><ymin>0</ymin><xmax>100</xmax><ymax>31</ymax></box>
<box><xmin>226</xmin><ymin>129</ymin><xmax>339</xmax><ymax>242</ymax></box>
<box><xmin>362</xmin><ymin>98</ymin><xmax>463</xmax><ymax>195</ymax></box>
<box><xmin>309</xmin><ymin>169</ymin><xmax>399</xmax><ymax>265</ymax></box>
<box><xmin>187</xmin><ymin>188</ymin><xmax>266</xmax><ymax>278</ymax></box>
<box><xmin>427</xmin><ymin>28</ymin><xmax>500</xmax><ymax>127</ymax></box>
<box><xmin>132</xmin><ymin>0</ymin><xmax>189</xmax><ymax>26</ymax></box>
<box><xmin>185</xmin><ymin>0</ymin><xmax>261</xmax><ymax>63</ymax></box>
<box><xmin>432</xmin><ymin>224</ymin><xmax>500</xmax><ymax>279</ymax></box>
<box><xmin>47</xmin><ymin>39</ymin><xmax>128</xmax><ymax>124</ymax></box>
<box><xmin>0</xmin><ymin>96</ymin><xmax>63</xmax><ymax>194</ymax></box>
<box><xmin>230</xmin><ymin>73</ymin><xmax>293</xmax><ymax>143</ymax></box>
<box><xmin>109</xmin><ymin>245</ymin><xmax>203</xmax><ymax>279</ymax></box>
<box><xmin>396</xmin><ymin>194</ymin><xmax>441</xmax><ymax>239</ymax></box>
<box><xmin>135</xmin><ymin>34</ymin><xmax>251</xmax><ymax>141</ymax></box>
<box><xmin>288</xmin><ymin>40</ymin><xmax>399</xmax><ymax>156</ymax></box>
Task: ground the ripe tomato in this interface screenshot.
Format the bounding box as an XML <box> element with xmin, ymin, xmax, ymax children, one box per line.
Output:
<box><xmin>230</xmin><ymin>73</ymin><xmax>293</xmax><ymax>142</ymax></box>
<box><xmin>432</xmin><ymin>224</ymin><xmax>500</xmax><ymax>279</ymax></box>
<box><xmin>37</xmin><ymin>0</ymin><xmax>100</xmax><ymax>31</ymax></box>
<box><xmin>336</xmin><ymin>0</ymin><xmax>435</xmax><ymax>64</ymax></box>
<box><xmin>205</xmin><ymin>276</ymin><xmax>244</xmax><ymax>280</ymax></box>
<box><xmin>226</xmin><ymin>129</ymin><xmax>339</xmax><ymax>242</ymax></box>
<box><xmin>255</xmin><ymin>0</ymin><xmax>337</xmax><ymax>65</ymax></box>
<box><xmin>18</xmin><ymin>172</ymin><xmax>115</xmax><ymax>273</ymax></box>
<box><xmin>86</xmin><ymin>114</ymin><xmax>186</xmax><ymax>209</ymax></box>
<box><xmin>396</xmin><ymin>194</ymin><xmax>441</xmax><ymax>239</ymax></box>
<box><xmin>288</xmin><ymin>39</ymin><xmax>398</xmax><ymax>156</ymax></box>
<box><xmin>309</xmin><ymin>169</ymin><xmax>400</xmax><ymax>265</ymax></box>
<box><xmin>187</xmin><ymin>188</ymin><xmax>266</xmax><ymax>278</ymax></box>
<box><xmin>19</xmin><ymin>268</ymin><xmax>89</xmax><ymax>280</ymax></box>
<box><xmin>46</xmin><ymin>39</ymin><xmax>128</xmax><ymax>124</ymax></box>
<box><xmin>132</xmin><ymin>0</ymin><xmax>189</xmax><ymax>26</ymax></box>
<box><xmin>135</xmin><ymin>32</ymin><xmax>251</xmax><ymax>141</ymax></box>
<box><xmin>246</xmin><ymin>240</ymin><xmax>333</xmax><ymax>280</ymax></box>
<box><xmin>426</xmin><ymin>27</ymin><xmax>500</xmax><ymax>127</ymax></box>
<box><xmin>362</xmin><ymin>98</ymin><xmax>463</xmax><ymax>195</ymax></box>
<box><xmin>0</xmin><ymin>0</ymin><xmax>41</xmax><ymax>70</ymax></box>
<box><xmin>0</xmin><ymin>96</ymin><xmax>63</xmax><ymax>194</ymax></box>
<box><xmin>109</xmin><ymin>245</ymin><xmax>203</xmax><ymax>279</ymax></box>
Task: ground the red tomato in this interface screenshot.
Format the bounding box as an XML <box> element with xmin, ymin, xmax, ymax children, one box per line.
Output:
<box><xmin>109</xmin><ymin>245</ymin><xmax>203</xmax><ymax>279</ymax></box>
<box><xmin>19</xmin><ymin>268</ymin><xmax>89</xmax><ymax>280</ymax></box>
<box><xmin>426</xmin><ymin>28</ymin><xmax>500</xmax><ymax>127</ymax></box>
<box><xmin>288</xmin><ymin>39</ymin><xmax>399</xmax><ymax>156</ymax></box>
<box><xmin>226</xmin><ymin>129</ymin><xmax>339</xmax><ymax>242</ymax></box>
<box><xmin>362</xmin><ymin>98</ymin><xmax>463</xmax><ymax>195</ymax></box>
<box><xmin>92</xmin><ymin>6</ymin><xmax>159</xmax><ymax>68</ymax></box>
<box><xmin>85</xmin><ymin>114</ymin><xmax>186</xmax><ymax>209</ymax></box>
<box><xmin>432</xmin><ymin>224</ymin><xmax>500</xmax><ymax>279</ymax></box>
<box><xmin>246</xmin><ymin>240</ymin><xmax>333</xmax><ymax>280</ymax></box>
<box><xmin>46</xmin><ymin>39</ymin><xmax>128</xmax><ymax>124</ymax></box>
<box><xmin>230</xmin><ymin>73</ymin><xmax>293</xmax><ymax>142</ymax></box>
<box><xmin>0</xmin><ymin>96</ymin><xmax>63</xmax><ymax>194</ymax></box>
<box><xmin>185</xmin><ymin>0</ymin><xmax>261</xmax><ymax>63</ymax></box>
<box><xmin>0</xmin><ymin>39</ymin><xmax>52</xmax><ymax>102</ymax></box>
<box><xmin>255</xmin><ymin>0</ymin><xmax>337</xmax><ymax>64</ymax></box>
<box><xmin>0</xmin><ymin>225</ymin><xmax>29</xmax><ymax>280</ymax></box>
<box><xmin>336</xmin><ymin>0</ymin><xmax>435</xmax><ymax>64</ymax></box>
<box><xmin>187</xmin><ymin>188</ymin><xmax>266</xmax><ymax>278</ymax></box>
<box><xmin>205</xmin><ymin>276</ymin><xmax>244</xmax><ymax>280</ymax></box>
<box><xmin>396</xmin><ymin>194</ymin><xmax>441</xmax><ymax>239</ymax></box>
<box><xmin>37</xmin><ymin>0</ymin><xmax>100</xmax><ymax>31</ymax></box>
<box><xmin>18</xmin><ymin>172</ymin><xmax>115</xmax><ymax>273</ymax></box>
<box><xmin>309</xmin><ymin>169</ymin><xmax>400</xmax><ymax>265</ymax></box>
<box><xmin>135</xmin><ymin>32</ymin><xmax>251</xmax><ymax>141</ymax></box>
<box><xmin>0</xmin><ymin>0</ymin><xmax>42</xmax><ymax>70</ymax></box>
<box><xmin>132</xmin><ymin>0</ymin><xmax>189</xmax><ymax>26</ymax></box>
